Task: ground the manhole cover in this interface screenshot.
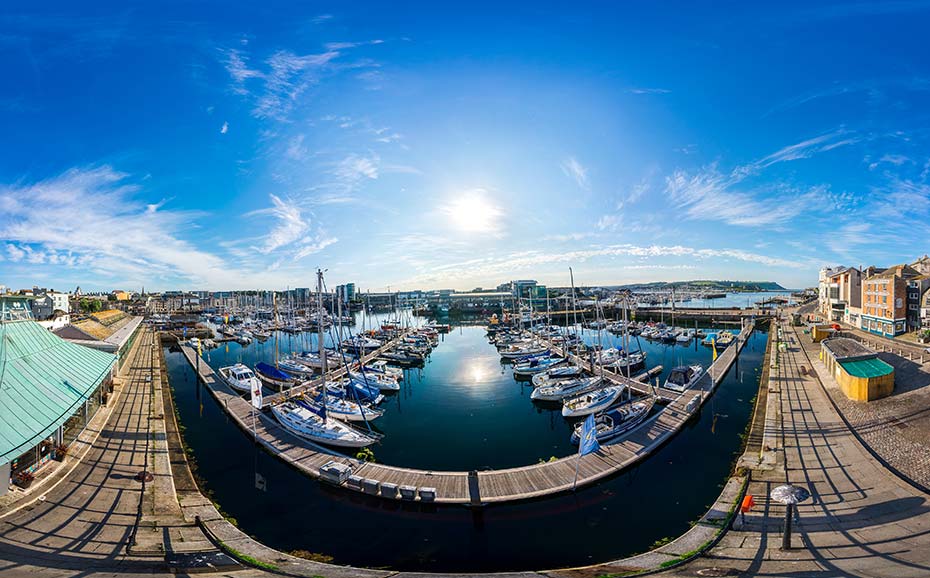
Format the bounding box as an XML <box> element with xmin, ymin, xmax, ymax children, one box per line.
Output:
<box><xmin>696</xmin><ymin>568</ymin><xmax>738</xmax><ymax>577</ymax></box>
<box><xmin>135</xmin><ymin>471</ymin><xmax>154</xmax><ymax>482</ymax></box>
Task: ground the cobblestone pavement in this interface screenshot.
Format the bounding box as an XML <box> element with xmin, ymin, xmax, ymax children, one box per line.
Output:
<box><xmin>804</xmin><ymin>333</ymin><xmax>930</xmax><ymax>492</ymax></box>
<box><xmin>660</xmin><ymin>316</ymin><xmax>930</xmax><ymax>578</ymax></box>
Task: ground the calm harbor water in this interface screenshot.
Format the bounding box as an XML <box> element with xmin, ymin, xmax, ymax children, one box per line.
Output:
<box><xmin>642</xmin><ymin>290</ymin><xmax>797</xmax><ymax>309</ymax></box>
<box><xmin>165</xmin><ymin>317</ymin><xmax>768</xmax><ymax>571</ymax></box>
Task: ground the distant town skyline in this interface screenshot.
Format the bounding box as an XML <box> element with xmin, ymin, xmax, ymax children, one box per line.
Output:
<box><xmin>2</xmin><ymin>2</ymin><xmax>929</xmax><ymax>292</ymax></box>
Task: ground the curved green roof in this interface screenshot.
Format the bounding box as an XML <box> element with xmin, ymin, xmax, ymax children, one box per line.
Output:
<box><xmin>839</xmin><ymin>357</ymin><xmax>894</xmax><ymax>379</ymax></box>
<box><xmin>0</xmin><ymin>321</ymin><xmax>115</xmax><ymax>463</ymax></box>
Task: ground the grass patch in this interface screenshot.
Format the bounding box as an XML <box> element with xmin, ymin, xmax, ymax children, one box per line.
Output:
<box><xmin>288</xmin><ymin>550</ymin><xmax>334</xmax><ymax>563</ymax></box>
<box><xmin>219</xmin><ymin>542</ymin><xmax>278</xmax><ymax>571</ymax></box>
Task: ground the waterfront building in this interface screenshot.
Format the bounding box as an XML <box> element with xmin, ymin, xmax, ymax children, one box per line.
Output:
<box><xmin>820</xmin><ymin>337</ymin><xmax>894</xmax><ymax>401</ymax></box>
<box><xmin>0</xmin><ymin>296</ymin><xmax>116</xmax><ymax>497</ymax></box>
<box><xmin>53</xmin><ymin>309</ymin><xmax>143</xmax><ymax>371</ymax></box>
<box><xmin>922</xmin><ymin>288</ymin><xmax>930</xmax><ymax>328</ymax></box>
<box><xmin>860</xmin><ymin>264</ymin><xmax>921</xmax><ymax>337</ymax></box>
<box><xmin>906</xmin><ymin>276</ymin><xmax>930</xmax><ymax>330</ymax></box>
<box><xmin>335</xmin><ymin>283</ymin><xmax>357</xmax><ymax>304</ymax></box>
<box><xmin>818</xmin><ymin>266</ymin><xmax>845</xmax><ymax>319</ymax></box>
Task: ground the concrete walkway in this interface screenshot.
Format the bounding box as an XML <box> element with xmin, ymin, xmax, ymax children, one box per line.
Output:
<box><xmin>0</xmin><ymin>329</ymin><xmax>257</xmax><ymax>577</ymax></box>
<box><xmin>3</xmin><ymin>319</ymin><xmax>930</xmax><ymax>577</ymax></box>
<box><xmin>669</xmin><ymin>315</ymin><xmax>930</xmax><ymax>577</ymax></box>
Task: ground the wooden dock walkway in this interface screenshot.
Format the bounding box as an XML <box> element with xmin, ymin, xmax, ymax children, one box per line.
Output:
<box><xmin>174</xmin><ymin>318</ymin><xmax>756</xmax><ymax>505</ymax></box>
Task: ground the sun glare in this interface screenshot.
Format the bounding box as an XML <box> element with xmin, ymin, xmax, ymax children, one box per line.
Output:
<box><xmin>443</xmin><ymin>192</ymin><xmax>503</xmax><ymax>233</ymax></box>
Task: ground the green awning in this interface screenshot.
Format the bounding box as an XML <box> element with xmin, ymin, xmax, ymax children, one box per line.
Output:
<box><xmin>839</xmin><ymin>357</ymin><xmax>894</xmax><ymax>379</ymax></box>
<box><xmin>0</xmin><ymin>321</ymin><xmax>116</xmax><ymax>463</ymax></box>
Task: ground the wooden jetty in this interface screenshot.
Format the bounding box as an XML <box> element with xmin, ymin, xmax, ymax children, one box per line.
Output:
<box><xmin>175</xmin><ymin>318</ymin><xmax>756</xmax><ymax>505</ymax></box>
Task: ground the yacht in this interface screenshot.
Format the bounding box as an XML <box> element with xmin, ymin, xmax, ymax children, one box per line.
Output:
<box><xmin>664</xmin><ymin>365</ymin><xmax>705</xmax><ymax>393</ymax></box>
<box><xmin>218</xmin><ymin>363</ymin><xmax>261</xmax><ymax>394</ymax></box>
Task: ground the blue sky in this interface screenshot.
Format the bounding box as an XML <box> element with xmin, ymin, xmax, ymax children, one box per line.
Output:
<box><xmin>1</xmin><ymin>1</ymin><xmax>929</xmax><ymax>292</ymax></box>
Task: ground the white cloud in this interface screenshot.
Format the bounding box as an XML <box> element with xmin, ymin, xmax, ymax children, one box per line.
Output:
<box><xmin>396</xmin><ymin>243</ymin><xmax>807</xmax><ymax>288</ymax></box>
<box><xmin>286</xmin><ymin>134</ymin><xmax>308</xmax><ymax>160</ymax></box>
<box><xmin>0</xmin><ymin>166</ymin><xmax>240</xmax><ymax>288</ymax></box>
<box><xmin>560</xmin><ymin>156</ymin><xmax>589</xmax><ymax>190</ymax></box>
<box><xmin>220</xmin><ymin>121</ymin><xmax>229</xmax><ymax>134</ymax></box>
<box><xmin>6</xmin><ymin>244</ymin><xmax>25</xmax><ymax>262</ymax></box>
<box><xmin>665</xmin><ymin>131</ymin><xmax>856</xmax><ymax>227</ymax></box>
<box><xmin>324</xmin><ymin>40</ymin><xmax>384</xmax><ymax>51</ymax></box>
<box><xmin>312</xmin><ymin>14</ymin><xmax>333</xmax><ymax>24</ymax></box>
<box><xmin>333</xmin><ymin>153</ymin><xmax>380</xmax><ymax>187</ymax></box>
<box><xmin>247</xmin><ymin>194</ymin><xmax>309</xmax><ymax>254</ymax></box>
<box><xmin>294</xmin><ymin>236</ymin><xmax>338</xmax><ymax>259</ymax></box>
<box><xmin>626</xmin><ymin>87</ymin><xmax>671</xmax><ymax>94</ymax></box>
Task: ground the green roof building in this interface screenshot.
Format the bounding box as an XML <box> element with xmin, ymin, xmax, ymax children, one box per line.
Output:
<box><xmin>0</xmin><ymin>302</ymin><xmax>116</xmax><ymax>495</ymax></box>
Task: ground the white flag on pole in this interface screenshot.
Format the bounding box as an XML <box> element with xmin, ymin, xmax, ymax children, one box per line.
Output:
<box><xmin>250</xmin><ymin>380</ymin><xmax>263</xmax><ymax>409</ymax></box>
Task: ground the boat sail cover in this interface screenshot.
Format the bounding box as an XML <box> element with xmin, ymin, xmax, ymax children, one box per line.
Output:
<box><xmin>255</xmin><ymin>362</ymin><xmax>293</xmax><ymax>382</ymax></box>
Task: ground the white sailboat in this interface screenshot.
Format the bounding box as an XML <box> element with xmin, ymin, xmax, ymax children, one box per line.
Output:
<box><xmin>269</xmin><ymin>269</ymin><xmax>381</xmax><ymax>448</ymax></box>
<box><xmin>561</xmin><ymin>384</ymin><xmax>626</xmax><ymax>417</ymax></box>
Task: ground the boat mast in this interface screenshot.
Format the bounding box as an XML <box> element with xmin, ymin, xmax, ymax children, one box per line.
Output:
<box><xmin>569</xmin><ymin>267</ymin><xmax>578</xmax><ymax>332</ymax></box>
<box><xmin>317</xmin><ymin>269</ymin><xmax>328</xmax><ymax>417</ymax></box>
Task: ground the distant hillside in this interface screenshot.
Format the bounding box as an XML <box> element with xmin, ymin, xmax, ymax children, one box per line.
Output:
<box><xmin>615</xmin><ymin>280</ymin><xmax>788</xmax><ymax>292</ymax></box>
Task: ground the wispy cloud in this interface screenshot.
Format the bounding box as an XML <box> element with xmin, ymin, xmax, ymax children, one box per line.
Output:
<box><xmin>312</xmin><ymin>14</ymin><xmax>334</xmax><ymax>24</ymax></box>
<box><xmin>0</xmin><ymin>166</ymin><xmax>239</xmax><ymax>288</ymax></box>
<box><xmin>248</xmin><ymin>194</ymin><xmax>309</xmax><ymax>254</ymax></box>
<box><xmin>560</xmin><ymin>156</ymin><xmax>589</xmax><ymax>190</ymax></box>
<box><xmin>220</xmin><ymin>121</ymin><xmax>229</xmax><ymax>134</ymax></box>
<box><xmin>324</xmin><ymin>39</ymin><xmax>384</xmax><ymax>51</ymax></box>
<box><xmin>626</xmin><ymin>87</ymin><xmax>671</xmax><ymax>94</ymax></box>
<box><xmin>666</xmin><ymin>130</ymin><xmax>856</xmax><ymax>227</ymax></box>
<box><xmin>396</xmin><ymin>243</ymin><xmax>808</xmax><ymax>288</ymax></box>
<box><xmin>221</xmin><ymin>41</ymin><xmax>383</xmax><ymax>120</ymax></box>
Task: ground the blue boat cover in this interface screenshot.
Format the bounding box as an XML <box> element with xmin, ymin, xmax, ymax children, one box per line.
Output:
<box><xmin>255</xmin><ymin>362</ymin><xmax>292</xmax><ymax>381</ymax></box>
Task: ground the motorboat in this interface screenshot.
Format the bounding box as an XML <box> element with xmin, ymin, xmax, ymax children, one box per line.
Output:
<box><xmin>218</xmin><ymin>363</ymin><xmax>261</xmax><ymax>393</ymax></box>
<box><xmin>676</xmin><ymin>329</ymin><xmax>693</xmax><ymax>343</ymax></box>
<box><xmin>664</xmin><ymin>365</ymin><xmax>705</xmax><ymax>393</ymax></box>
<box><xmin>562</xmin><ymin>384</ymin><xmax>626</xmax><ymax>417</ymax></box>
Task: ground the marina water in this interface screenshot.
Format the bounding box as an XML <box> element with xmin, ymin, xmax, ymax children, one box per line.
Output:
<box><xmin>165</xmin><ymin>316</ymin><xmax>768</xmax><ymax>571</ymax></box>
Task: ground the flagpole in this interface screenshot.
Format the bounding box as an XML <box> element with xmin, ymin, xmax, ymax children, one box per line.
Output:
<box><xmin>572</xmin><ymin>451</ymin><xmax>582</xmax><ymax>492</ymax></box>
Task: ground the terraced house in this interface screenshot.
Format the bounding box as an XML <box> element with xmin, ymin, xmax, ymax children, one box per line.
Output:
<box><xmin>860</xmin><ymin>264</ymin><xmax>922</xmax><ymax>337</ymax></box>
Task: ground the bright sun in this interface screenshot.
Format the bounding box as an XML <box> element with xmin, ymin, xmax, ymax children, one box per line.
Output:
<box><xmin>443</xmin><ymin>192</ymin><xmax>503</xmax><ymax>233</ymax></box>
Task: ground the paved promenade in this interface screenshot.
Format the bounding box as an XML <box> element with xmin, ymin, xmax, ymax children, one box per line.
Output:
<box><xmin>0</xmin><ymin>329</ymin><xmax>257</xmax><ymax>577</ymax></box>
<box><xmin>2</xmin><ymin>318</ymin><xmax>929</xmax><ymax>577</ymax></box>
<box><xmin>667</xmin><ymin>315</ymin><xmax>930</xmax><ymax>577</ymax></box>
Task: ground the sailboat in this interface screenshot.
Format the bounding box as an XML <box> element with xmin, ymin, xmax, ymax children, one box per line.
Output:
<box><xmin>271</xmin><ymin>399</ymin><xmax>379</xmax><ymax>447</ymax></box>
<box><xmin>531</xmin><ymin>365</ymin><xmax>585</xmax><ymax>387</ymax></box>
<box><xmin>570</xmin><ymin>397</ymin><xmax>654</xmax><ymax>443</ymax></box>
<box><xmin>269</xmin><ymin>269</ymin><xmax>381</xmax><ymax>448</ymax></box>
<box><xmin>561</xmin><ymin>384</ymin><xmax>626</xmax><ymax>417</ymax></box>
<box><xmin>254</xmin><ymin>361</ymin><xmax>296</xmax><ymax>390</ymax></box>
<box><xmin>531</xmin><ymin>376</ymin><xmax>604</xmax><ymax>401</ymax></box>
